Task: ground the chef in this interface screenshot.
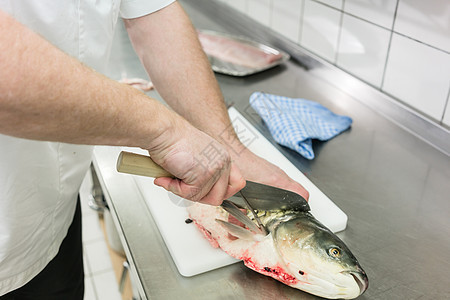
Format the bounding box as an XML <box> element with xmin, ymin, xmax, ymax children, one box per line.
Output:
<box><xmin>0</xmin><ymin>0</ymin><xmax>308</xmax><ymax>298</ymax></box>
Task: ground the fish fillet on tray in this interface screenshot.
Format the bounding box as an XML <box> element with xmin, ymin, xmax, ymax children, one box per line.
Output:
<box><xmin>197</xmin><ymin>29</ymin><xmax>290</xmax><ymax>76</ymax></box>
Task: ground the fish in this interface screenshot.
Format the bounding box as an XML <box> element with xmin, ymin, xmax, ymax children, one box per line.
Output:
<box><xmin>187</xmin><ymin>200</ymin><xmax>369</xmax><ymax>299</ymax></box>
<box><xmin>197</xmin><ymin>30</ymin><xmax>283</xmax><ymax>69</ymax></box>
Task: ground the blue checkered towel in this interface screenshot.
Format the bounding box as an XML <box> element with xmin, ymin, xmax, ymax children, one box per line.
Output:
<box><xmin>249</xmin><ymin>92</ymin><xmax>352</xmax><ymax>160</ymax></box>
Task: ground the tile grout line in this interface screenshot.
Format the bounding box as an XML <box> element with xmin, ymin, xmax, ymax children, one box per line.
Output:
<box><xmin>87</xmin><ymin>274</ymin><xmax>99</xmax><ymax>300</ymax></box>
<box><xmin>310</xmin><ymin>0</ymin><xmax>449</xmax><ymax>55</ymax></box>
<box><xmin>440</xmin><ymin>85</ymin><xmax>450</xmax><ymax>123</ymax></box>
<box><xmin>81</xmin><ymin>214</ymin><xmax>119</xmax><ymax>298</ymax></box>
<box><xmin>268</xmin><ymin>0</ymin><xmax>273</xmax><ymax>29</ymax></box>
<box><xmin>83</xmin><ymin>236</ymin><xmax>109</xmax><ymax>245</ymax></box>
<box><xmin>297</xmin><ymin>0</ymin><xmax>306</xmax><ymax>45</ymax></box>
<box><xmin>333</xmin><ymin>0</ymin><xmax>345</xmax><ymax>64</ymax></box>
<box><xmin>390</xmin><ymin>31</ymin><xmax>450</xmax><ymax>55</ymax></box>
<box><xmin>83</xmin><ymin>246</ymin><xmax>92</xmax><ymax>276</ymax></box>
<box><xmin>90</xmin><ymin>267</ymin><xmax>117</xmax><ymax>277</ymax></box>
<box><xmin>91</xmin><ymin>269</ymin><xmax>123</xmax><ymax>300</ymax></box>
<box><xmin>83</xmin><ymin>228</ymin><xmax>120</xmax><ymax>298</ymax></box>
<box><xmin>80</xmin><ymin>174</ymin><xmax>120</xmax><ymax>299</ymax></box>
<box><xmin>379</xmin><ymin>0</ymin><xmax>400</xmax><ymax>91</ymax></box>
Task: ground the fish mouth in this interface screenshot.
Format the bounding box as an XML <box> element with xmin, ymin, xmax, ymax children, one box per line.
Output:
<box><xmin>344</xmin><ymin>270</ymin><xmax>369</xmax><ymax>295</ymax></box>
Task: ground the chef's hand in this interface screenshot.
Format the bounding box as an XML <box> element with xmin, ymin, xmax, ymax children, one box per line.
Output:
<box><xmin>230</xmin><ymin>147</ymin><xmax>309</xmax><ymax>201</ymax></box>
<box><xmin>149</xmin><ymin>117</ymin><xmax>246</xmax><ymax>206</ymax></box>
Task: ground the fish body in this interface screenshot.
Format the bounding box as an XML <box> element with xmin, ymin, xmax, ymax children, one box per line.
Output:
<box><xmin>197</xmin><ymin>30</ymin><xmax>283</xmax><ymax>69</ymax></box>
<box><xmin>187</xmin><ymin>202</ymin><xmax>368</xmax><ymax>299</ymax></box>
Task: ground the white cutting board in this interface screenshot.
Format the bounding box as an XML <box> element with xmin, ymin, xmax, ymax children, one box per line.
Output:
<box><xmin>127</xmin><ymin>107</ymin><xmax>348</xmax><ymax>277</ymax></box>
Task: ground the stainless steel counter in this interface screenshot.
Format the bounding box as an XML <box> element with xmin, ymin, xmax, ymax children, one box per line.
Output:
<box><xmin>92</xmin><ymin>0</ymin><xmax>450</xmax><ymax>299</ymax></box>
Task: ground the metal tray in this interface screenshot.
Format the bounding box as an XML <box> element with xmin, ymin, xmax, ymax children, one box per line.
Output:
<box><xmin>198</xmin><ymin>30</ymin><xmax>290</xmax><ymax>76</ymax></box>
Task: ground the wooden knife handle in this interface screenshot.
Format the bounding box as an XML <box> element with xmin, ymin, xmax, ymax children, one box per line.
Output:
<box><xmin>116</xmin><ymin>151</ymin><xmax>175</xmax><ymax>178</ymax></box>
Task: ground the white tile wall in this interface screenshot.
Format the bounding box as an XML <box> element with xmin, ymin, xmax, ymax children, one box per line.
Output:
<box><xmin>344</xmin><ymin>0</ymin><xmax>397</xmax><ymax>29</ymax></box>
<box><xmin>271</xmin><ymin>0</ymin><xmax>303</xmax><ymax>43</ymax></box>
<box><xmin>337</xmin><ymin>14</ymin><xmax>391</xmax><ymax>86</ymax></box>
<box><xmin>442</xmin><ymin>94</ymin><xmax>450</xmax><ymax>127</ymax></box>
<box><xmin>315</xmin><ymin>0</ymin><xmax>343</xmax><ymax>9</ymax></box>
<box><xmin>301</xmin><ymin>0</ymin><xmax>341</xmax><ymax>62</ymax></box>
<box><xmin>382</xmin><ymin>34</ymin><xmax>450</xmax><ymax>120</ymax></box>
<box><xmin>218</xmin><ymin>0</ymin><xmax>450</xmax><ymax>125</ymax></box>
<box><xmin>395</xmin><ymin>0</ymin><xmax>450</xmax><ymax>53</ymax></box>
<box><xmin>247</xmin><ymin>0</ymin><xmax>271</xmax><ymax>26</ymax></box>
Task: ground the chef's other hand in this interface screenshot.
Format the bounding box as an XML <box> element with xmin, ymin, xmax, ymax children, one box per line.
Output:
<box><xmin>150</xmin><ymin>118</ymin><xmax>245</xmax><ymax>206</ymax></box>
<box><xmin>231</xmin><ymin>148</ymin><xmax>309</xmax><ymax>201</ymax></box>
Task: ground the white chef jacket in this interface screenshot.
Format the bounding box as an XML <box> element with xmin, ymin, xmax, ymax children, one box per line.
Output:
<box><xmin>0</xmin><ymin>0</ymin><xmax>175</xmax><ymax>295</ymax></box>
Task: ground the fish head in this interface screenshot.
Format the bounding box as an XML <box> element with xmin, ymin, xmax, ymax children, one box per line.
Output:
<box><xmin>273</xmin><ymin>213</ymin><xmax>368</xmax><ymax>299</ymax></box>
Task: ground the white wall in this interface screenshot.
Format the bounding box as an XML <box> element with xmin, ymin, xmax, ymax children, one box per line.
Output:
<box><xmin>217</xmin><ymin>0</ymin><xmax>450</xmax><ymax>128</ymax></box>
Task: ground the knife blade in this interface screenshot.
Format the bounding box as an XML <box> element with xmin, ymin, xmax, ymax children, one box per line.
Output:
<box><xmin>116</xmin><ymin>151</ymin><xmax>310</xmax><ymax>212</ymax></box>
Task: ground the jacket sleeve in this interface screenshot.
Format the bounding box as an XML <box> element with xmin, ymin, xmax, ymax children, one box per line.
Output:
<box><xmin>120</xmin><ymin>0</ymin><xmax>176</xmax><ymax>19</ymax></box>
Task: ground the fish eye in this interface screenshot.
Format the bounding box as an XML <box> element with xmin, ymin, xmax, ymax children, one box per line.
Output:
<box><xmin>328</xmin><ymin>247</ymin><xmax>341</xmax><ymax>258</ymax></box>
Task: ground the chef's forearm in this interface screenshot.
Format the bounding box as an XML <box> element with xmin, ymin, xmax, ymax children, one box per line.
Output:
<box><xmin>0</xmin><ymin>9</ymin><xmax>175</xmax><ymax>149</ymax></box>
<box><xmin>124</xmin><ymin>2</ymin><xmax>240</xmax><ymax>146</ymax></box>
<box><xmin>122</xmin><ymin>3</ymin><xmax>309</xmax><ymax>199</ymax></box>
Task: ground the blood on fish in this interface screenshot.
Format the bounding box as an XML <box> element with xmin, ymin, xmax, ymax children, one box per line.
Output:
<box><xmin>186</xmin><ymin>201</ymin><xmax>368</xmax><ymax>299</ymax></box>
<box><xmin>193</xmin><ymin>221</ymin><xmax>219</xmax><ymax>248</ymax></box>
<box><xmin>242</xmin><ymin>256</ymin><xmax>299</xmax><ymax>285</ymax></box>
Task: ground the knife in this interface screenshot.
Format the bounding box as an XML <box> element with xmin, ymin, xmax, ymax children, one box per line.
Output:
<box><xmin>116</xmin><ymin>151</ymin><xmax>310</xmax><ymax>212</ymax></box>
